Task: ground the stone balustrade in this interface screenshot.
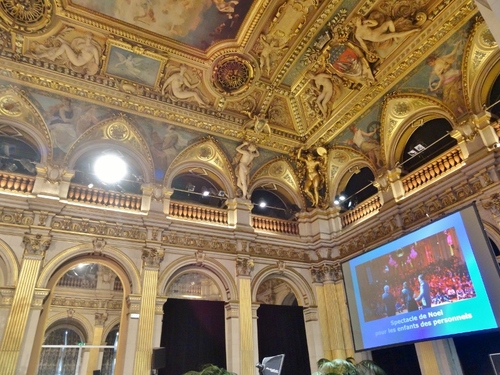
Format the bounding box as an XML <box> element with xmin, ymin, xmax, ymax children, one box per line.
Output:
<box><xmin>341</xmin><ymin>195</ymin><xmax>381</xmax><ymax>228</ymax></box>
<box><xmin>0</xmin><ymin>172</ymin><xmax>35</xmax><ymax>194</ymax></box>
<box><xmin>67</xmin><ymin>184</ymin><xmax>142</xmax><ymax>210</ymax></box>
<box><xmin>252</xmin><ymin>215</ymin><xmax>299</xmax><ymax>235</ymax></box>
<box><xmin>168</xmin><ymin>201</ymin><xmax>228</xmax><ymax>225</ymax></box>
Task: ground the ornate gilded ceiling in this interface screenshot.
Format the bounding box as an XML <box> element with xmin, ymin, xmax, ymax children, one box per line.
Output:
<box><xmin>0</xmin><ymin>0</ymin><xmax>490</xmax><ymax>163</ymax></box>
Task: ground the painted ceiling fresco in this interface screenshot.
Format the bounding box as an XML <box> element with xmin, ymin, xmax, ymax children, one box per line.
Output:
<box><xmin>0</xmin><ymin>0</ymin><xmax>490</xmax><ymax>180</ymax></box>
<box><xmin>70</xmin><ymin>0</ymin><xmax>253</xmax><ymax>50</ymax></box>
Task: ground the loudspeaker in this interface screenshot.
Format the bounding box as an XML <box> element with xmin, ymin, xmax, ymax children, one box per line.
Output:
<box><xmin>152</xmin><ymin>347</ymin><xmax>167</xmax><ymax>369</ymax></box>
<box><xmin>93</xmin><ymin>371</ymin><xmax>101</xmax><ymax>375</ymax></box>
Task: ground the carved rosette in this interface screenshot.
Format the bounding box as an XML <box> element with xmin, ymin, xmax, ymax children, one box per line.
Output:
<box><xmin>23</xmin><ymin>233</ymin><xmax>51</xmax><ymax>256</ymax></box>
<box><xmin>236</xmin><ymin>256</ymin><xmax>254</xmax><ymax>277</ymax></box>
<box><xmin>0</xmin><ymin>0</ymin><xmax>52</xmax><ymax>33</ymax></box>
<box><xmin>212</xmin><ymin>55</ymin><xmax>254</xmax><ymax>96</ymax></box>
<box><xmin>142</xmin><ymin>247</ymin><xmax>164</xmax><ymax>268</ymax></box>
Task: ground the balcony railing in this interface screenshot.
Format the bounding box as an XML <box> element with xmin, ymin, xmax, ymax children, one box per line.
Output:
<box><xmin>401</xmin><ymin>146</ymin><xmax>464</xmax><ymax>196</ymax></box>
<box><xmin>252</xmin><ymin>215</ymin><xmax>299</xmax><ymax>235</ymax></box>
<box><xmin>67</xmin><ymin>184</ymin><xmax>142</xmax><ymax>210</ymax></box>
<box><xmin>168</xmin><ymin>201</ymin><xmax>228</xmax><ymax>225</ymax></box>
<box><xmin>341</xmin><ymin>195</ymin><xmax>381</xmax><ymax>228</ymax></box>
<box><xmin>0</xmin><ymin>172</ymin><xmax>35</xmax><ymax>194</ymax></box>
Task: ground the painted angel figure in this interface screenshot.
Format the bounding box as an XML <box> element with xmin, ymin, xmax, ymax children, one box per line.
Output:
<box><xmin>113</xmin><ymin>52</ymin><xmax>142</xmax><ymax>79</ymax></box>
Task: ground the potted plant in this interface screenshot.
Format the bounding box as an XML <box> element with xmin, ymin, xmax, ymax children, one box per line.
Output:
<box><xmin>312</xmin><ymin>357</ymin><xmax>387</xmax><ymax>375</ymax></box>
<box><xmin>182</xmin><ymin>364</ymin><xmax>237</xmax><ymax>375</ymax></box>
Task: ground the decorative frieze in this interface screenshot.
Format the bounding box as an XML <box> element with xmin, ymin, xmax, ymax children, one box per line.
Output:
<box><xmin>310</xmin><ymin>263</ymin><xmax>343</xmax><ymax>283</ymax></box>
<box><xmin>51</xmin><ymin>296</ymin><xmax>122</xmax><ymax>310</ymax></box>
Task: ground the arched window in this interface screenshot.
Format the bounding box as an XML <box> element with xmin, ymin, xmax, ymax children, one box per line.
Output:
<box><xmin>101</xmin><ymin>325</ymin><xmax>119</xmax><ymax>375</ymax></box>
<box><xmin>400</xmin><ymin>118</ymin><xmax>456</xmax><ymax>174</ymax></box>
<box><xmin>0</xmin><ymin>134</ymin><xmax>40</xmax><ymax>175</ymax></box>
<box><xmin>171</xmin><ymin>173</ymin><xmax>226</xmax><ymax>208</ymax></box>
<box><xmin>37</xmin><ymin>326</ymin><xmax>83</xmax><ymax>375</ymax></box>
<box><xmin>338</xmin><ymin>167</ymin><xmax>378</xmax><ymax>211</ymax></box>
<box><xmin>251</xmin><ymin>188</ymin><xmax>298</xmax><ymax>220</ymax></box>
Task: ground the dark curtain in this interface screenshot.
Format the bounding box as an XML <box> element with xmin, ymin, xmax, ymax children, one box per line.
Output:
<box><xmin>257</xmin><ymin>304</ymin><xmax>310</xmax><ymax>375</ymax></box>
<box><xmin>454</xmin><ymin>331</ymin><xmax>500</xmax><ymax>375</ymax></box>
<box><xmin>371</xmin><ymin>343</ymin><xmax>421</xmax><ymax>375</ymax></box>
<box><xmin>160</xmin><ymin>299</ymin><xmax>226</xmax><ymax>375</ymax></box>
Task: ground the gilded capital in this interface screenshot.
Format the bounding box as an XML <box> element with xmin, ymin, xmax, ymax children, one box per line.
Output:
<box><xmin>236</xmin><ymin>256</ymin><xmax>254</xmax><ymax>277</ymax></box>
<box><xmin>23</xmin><ymin>233</ymin><xmax>51</xmax><ymax>256</ymax></box>
<box><xmin>310</xmin><ymin>266</ymin><xmax>324</xmax><ymax>284</ymax></box>
<box><xmin>92</xmin><ymin>238</ymin><xmax>106</xmax><ymax>253</ymax></box>
<box><xmin>141</xmin><ymin>247</ymin><xmax>164</xmax><ymax>268</ymax></box>
<box><xmin>95</xmin><ymin>312</ymin><xmax>108</xmax><ymax>326</ymax></box>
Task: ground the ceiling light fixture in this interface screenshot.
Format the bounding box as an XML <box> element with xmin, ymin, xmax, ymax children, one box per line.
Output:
<box><xmin>94</xmin><ymin>154</ymin><xmax>127</xmax><ymax>184</ymax></box>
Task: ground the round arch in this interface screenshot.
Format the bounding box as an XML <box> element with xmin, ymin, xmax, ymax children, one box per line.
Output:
<box><xmin>37</xmin><ymin>243</ymin><xmax>141</xmax><ymax>294</ymax></box>
<box><xmin>251</xmin><ymin>266</ymin><xmax>316</xmax><ymax>307</ymax></box>
<box><xmin>380</xmin><ymin>94</ymin><xmax>456</xmax><ymax>169</ymax></box>
<box><xmin>0</xmin><ymin>87</ymin><xmax>52</xmax><ymax>163</ymax></box>
<box><xmin>102</xmin><ymin>319</ymin><xmax>121</xmax><ymax>343</ymax></box>
<box><xmin>0</xmin><ymin>238</ymin><xmax>20</xmax><ymax>286</ymax></box>
<box><xmin>64</xmin><ymin>117</ymin><xmax>155</xmax><ymax>183</ymax></box>
<box><xmin>249</xmin><ymin>158</ymin><xmax>305</xmax><ymax>210</ymax></box>
<box><xmin>164</xmin><ymin>138</ymin><xmax>236</xmax><ymax>198</ymax></box>
<box><xmin>44</xmin><ymin>311</ymin><xmax>93</xmax><ymax>344</ymax></box>
<box><xmin>327</xmin><ymin>147</ymin><xmax>376</xmax><ymax>207</ymax></box>
<box><xmin>158</xmin><ymin>254</ymin><xmax>238</xmax><ymax>301</ymax></box>
<box><xmin>482</xmin><ymin>221</ymin><xmax>500</xmax><ymax>257</ymax></box>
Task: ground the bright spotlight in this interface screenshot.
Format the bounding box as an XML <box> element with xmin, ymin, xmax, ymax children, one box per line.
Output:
<box><xmin>94</xmin><ymin>154</ymin><xmax>127</xmax><ymax>184</ymax></box>
<box><xmin>259</xmin><ymin>201</ymin><xmax>267</xmax><ymax>208</ymax></box>
<box><xmin>202</xmin><ymin>190</ymin><xmax>210</xmax><ymax>196</ymax></box>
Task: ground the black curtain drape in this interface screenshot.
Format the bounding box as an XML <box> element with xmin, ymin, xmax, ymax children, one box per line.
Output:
<box><xmin>159</xmin><ymin>299</ymin><xmax>226</xmax><ymax>375</ymax></box>
<box><xmin>257</xmin><ymin>304</ymin><xmax>310</xmax><ymax>375</ymax></box>
<box><xmin>371</xmin><ymin>343</ymin><xmax>421</xmax><ymax>375</ymax></box>
<box><xmin>454</xmin><ymin>331</ymin><xmax>500</xmax><ymax>375</ymax></box>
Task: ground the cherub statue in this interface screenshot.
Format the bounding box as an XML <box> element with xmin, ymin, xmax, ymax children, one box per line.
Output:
<box><xmin>258</xmin><ymin>33</ymin><xmax>288</xmax><ymax>75</ymax></box>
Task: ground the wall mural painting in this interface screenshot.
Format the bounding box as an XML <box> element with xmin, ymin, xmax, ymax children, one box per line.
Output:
<box><xmin>137</xmin><ymin>120</ymin><xmax>199</xmax><ymax>181</ymax></box>
<box><xmin>29</xmin><ymin>91</ymin><xmax>112</xmax><ymax>161</ymax></box>
<box><xmin>399</xmin><ymin>26</ymin><xmax>470</xmax><ymax>118</ymax></box>
<box><xmin>70</xmin><ymin>0</ymin><xmax>253</xmax><ymax>50</ymax></box>
<box><xmin>331</xmin><ymin>106</ymin><xmax>382</xmax><ymax>168</ymax></box>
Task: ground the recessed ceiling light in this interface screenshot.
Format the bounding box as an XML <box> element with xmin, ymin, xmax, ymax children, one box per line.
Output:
<box><xmin>94</xmin><ymin>154</ymin><xmax>127</xmax><ymax>184</ymax></box>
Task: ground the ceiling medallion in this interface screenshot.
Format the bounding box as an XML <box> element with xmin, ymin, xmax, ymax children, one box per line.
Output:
<box><xmin>107</xmin><ymin>123</ymin><xmax>130</xmax><ymax>141</ymax></box>
<box><xmin>212</xmin><ymin>56</ymin><xmax>254</xmax><ymax>96</ymax></box>
<box><xmin>0</xmin><ymin>0</ymin><xmax>52</xmax><ymax>33</ymax></box>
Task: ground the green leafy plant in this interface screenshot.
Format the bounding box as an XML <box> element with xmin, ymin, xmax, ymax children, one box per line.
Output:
<box><xmin>182</xmin><ymin>364</ymin><xmax>237</xmax><ymax>375</ymax></box>
<box><xmin>312</xmin><ymin>357</ymin><xmax>387</xmax><ymax>375</ymax></box>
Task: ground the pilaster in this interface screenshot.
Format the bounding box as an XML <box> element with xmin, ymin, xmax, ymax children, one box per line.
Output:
<box><xmin>0</xmin><ymin>232</ymin><xmax>51</xmax><ymax>375</ymax></box>
<box><xmin>132</xmin><ymin>247</ymin><xmax>164</xmax><ymax>375</ymax></box>
<box><xmin>87</xmin><ymin>312</ymin><xmax>108</xmax><ymax>375</ymax></box>
<box><xmin>236</xmin><ymin>256</ymin><xmax>254</xmax><ymax>375</ymax></box>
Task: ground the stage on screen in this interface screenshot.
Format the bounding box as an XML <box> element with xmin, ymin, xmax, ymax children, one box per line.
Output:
<box><xmin>342</xmin><ymin>204</ymin><xmax>500</xmax><ymax>352</ymax></box>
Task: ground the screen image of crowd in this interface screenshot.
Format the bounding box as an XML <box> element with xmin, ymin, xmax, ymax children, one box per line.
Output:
<box><xmin>355</xmin><ymin>227</ymin><xmax>477</xmax><ymax>323</ymax></box>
